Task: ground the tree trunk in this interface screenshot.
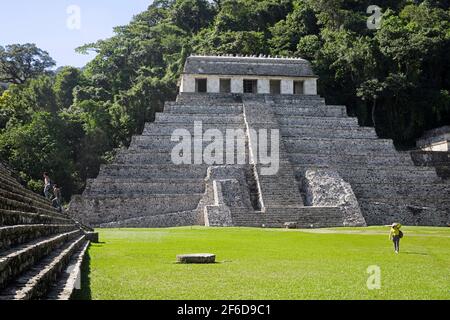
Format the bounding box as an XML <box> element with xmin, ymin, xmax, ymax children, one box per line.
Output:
<box><xmin>371</xmin><ymin>99</ymin><xmax>377</xmax><ymax>129</ymax></box>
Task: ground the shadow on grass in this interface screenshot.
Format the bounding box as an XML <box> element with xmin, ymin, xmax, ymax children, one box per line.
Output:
<box><xmin>401</xmin><ymin>251</ymin><xmax>429</xmax><ymax>256</ymax></box>
<box><xmin>71</xmin><ymin>249</ymin><xmax>92</xmax><ymax>300</ymax></box>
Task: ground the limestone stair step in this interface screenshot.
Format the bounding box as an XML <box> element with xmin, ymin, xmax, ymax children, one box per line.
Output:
<box><xmin>129</xmin><ymin>136</ymin><xmax>248</xmax><ymax>151</ymax></box>
<box><xmin>358</xmin><ymin>200</ymin><xmax>448</xmax><ymax>226</ymax></box>
<box><xmin>0</xmin><ymin>188</ymin><xmax>56</xmax><ymax>213</ymax></box>
<box><xmin>294</xmin><ymin>167</ymin><xmax>440</xmax><ymax>184</ymax></box>
<box><xmin>0</xmin><ymin>164</ymin><xmax>13</xmax><ymax>175</ymax></box>
<box><xmin>231</xmin><ymin>207</ymin><xmax>344</xmax><ymax>228</ymax></box>
<box><xmin>0</xmin><ymin>209</ymin><xmax>74</xmax><ymax>227</ymax></box>
<box><xmin>98</xmin><ymin>210</ymin><xmax>199</xmax><ymax>228</ymax></box>
<box><xmin>176</xmin><ymin>93</ymin><xmax>243</xmax><ymax>104</ymax></box>
<box><xmin>435</xmin><ymin>166</ymin><xmax>450</xmax><ymax>179</ymax></box>
<box><xmin>273</xmin><ymin>105</ymin><xmax>347</xmax><ymax>117</ymax></box>
<box><xmin>0</xmin><ymin>164</ymin><xmax>20</xmax><ymax>184</ymax></box>
<box><xmin>356</xmin><ymin>192</ymin><xmax>450</xmax><ymax>205</ymax></box>
<box><xmin>127</xmin><ymin>145</ymin><xmax>247</xmax><ymax>154</ymax></box>
<box><xmin>45</xmin><ymin>240</ymin><xmax>90</xmax><ymax>300</ymax></box>
<box><xmin>0</xmin><ymin>175</ymin><xmax>53</xmax><ymax>209</ymax></box>
<box><xmin>73</xmin><ymin>195</ymin><xmax>203</xmax><ymax>226</ymax></box>
<box><xmin>0</xmin><ymin>195</ymin><xmax>61</xmax><ymax>217</ymax></box>
<box><xmin>0</xmin><ymin>235</ymin><xmax>87</xmax><ymax>300</ymax></box>
<box><xmin>0</xmin><ymin>230</ymin><xmax>82</xmax><ymax>290</ymax></box>
<box><xmin>283</xmin><ymin>137</ymin><xmax>395</xmax><ymax>154</ymax></box>
<box><xmin>143</xmin><ymin>123</ymin><xmax>246</xmax><ymax>136</ymax></box>
<box><xmin>114</xmin><ymin>151</ymin><xmax>249</xmax><ymax>165</ymax></box>
<box><xmin>98</xmin><ymin>164</ymin><xmax>209</xmax><ymax>179</ymax></box>
<box><xmin>81</xmin><ymin>193</ymin><xmax>203</xmax><ymax>200</ymax></box>
<box><xmin>165</xmin><ymin>104</ymin><xmax>243</xmax><ymax>114</ymax></box>
<box><xmin>0</xmin><ymin>224</ymin><xmax>78</xmax><ymax>252</ymax></box>
<box><xmin>288</xmin><ymin>152</ymin><xmax>414</xmax><ymax>166</ymax></box>
<box><xmin>166</xmin><ymin>101</ymin><xmax>243</xmax><ymax>107</ymax></box>
<box><xmin>411</xmin><ymin>151</ymin><xmax>450</xmax><ymax>165</ymax></box>
<box><xmin>280</xmin><ymin>126</ymin><xmax>377</xmax><ymax>139</ymax></box>
<box><xmin>155</xmin><ymin>113</ymin><xmax>244</xmax><ymax>124</ymax></box>
<box><xmin>269</xmin><ymin>95</ymin><xmax>326</xmax><ymax>103</ymax></box>
<box><xmin>0</xmin><ymin>171</ymin><xmax>22</xmax><ymax>187</ymax></box>
<box><xmin>85</xmin><ymin>180</ymin><xmax>206</xmax><ymax>196</ymax></box>
<box><xmin>278</xmin><ymin>116</ymin><xmax>359</xmax><ymax>128</ymax></box>
<box><xmin>89</xmin><ymin>177</ymin><xmax>205</xmax><ymax>184</ymax></box>
<box><xmin>351</xmin><ymin>182</ymin><xmax>450</xmax><ymax>199</ymax></box>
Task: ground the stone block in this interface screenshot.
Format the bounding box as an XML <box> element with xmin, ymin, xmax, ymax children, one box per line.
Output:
<box><xmin>176</xmin><ymin>254</ymin><xmax>216</xmax><ymax>264</ymax></box>
<box><xmin>85</xmin><ymin>232</ymin><xmax>99</xmax><ymax>243</ymax></box>
<box><xmin>284</xmin><ymin>222</ymin><xmax>297</xmax><ymax>229</ymax></box>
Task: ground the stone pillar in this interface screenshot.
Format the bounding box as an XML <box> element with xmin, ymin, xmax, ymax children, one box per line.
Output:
<box><xmin>231</xmin><ymin>77</ymin><xmax>243</xmax><ymax>93</ymax></box>
<box><xmin>281</xmin><ymin>79</ymin><xmax>294</xmax><ymax>95</ymax></box>
<box><xmin>180</xmin><ymin>74</ymin><xmax>195</xmax><ymax>93</ymax></box>
<box><xmin>204</xmin><ymin>180</ymin><xmax>235</xmax><ymax>227</ymax></box>
<box><xmin>258</xmin><ymin>79</ymin><xmax>270</xmax><ymax>94</ymax></box>
<box><xmin>207</xmin><ymin>76</ymin><xmax>220</xmax><ymax>93</ymax></box>
<box><xmin>304</xmin><ymin>79</ymin><xmax>318</xmax><ymax>95</ymax></box>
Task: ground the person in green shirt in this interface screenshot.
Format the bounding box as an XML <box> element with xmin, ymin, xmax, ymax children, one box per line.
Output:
<box><xmin>389</xmin><ymin>223</ymin><xmax>402</xmax><ymax>254</ymax></box>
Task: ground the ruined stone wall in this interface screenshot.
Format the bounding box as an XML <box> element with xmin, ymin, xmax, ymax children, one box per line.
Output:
<box><xmin>302</xmin><ymin>169</ymin><xmax>366</xmax><ymax>226</ymax></box>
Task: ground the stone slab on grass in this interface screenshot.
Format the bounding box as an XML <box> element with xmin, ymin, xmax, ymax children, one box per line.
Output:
<box><xmin>176</xmin><ymin>254</ymin><xmax>216</xmax><ymax>264</ymax></box>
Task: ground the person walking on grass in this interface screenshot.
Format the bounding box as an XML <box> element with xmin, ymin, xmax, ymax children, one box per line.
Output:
<box><xmin>389</xmin><ymin>223</ymin><xmax>403</xmax><ymax>254</ymax></box>
<box><xmin>43</xmin><ymin>172</ymin><xmax>52</xmax><ymax>199</ymax></box>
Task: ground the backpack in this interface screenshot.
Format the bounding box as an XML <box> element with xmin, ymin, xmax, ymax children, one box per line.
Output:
<box><xmin>399</xmin><ymin>230</ymin><xmax>403</xmax><ymax>239</ymax></box>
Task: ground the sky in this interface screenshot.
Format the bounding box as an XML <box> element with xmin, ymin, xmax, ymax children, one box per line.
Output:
<box><xmin>0</xmin><ymin>1</ymin><xmax>153</xmax><ymax>68</ymax></box>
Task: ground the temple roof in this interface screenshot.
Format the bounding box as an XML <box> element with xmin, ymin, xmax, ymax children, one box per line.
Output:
<box><xmin>183</xmin><ymin>55</ymin><xmax>317</xmax><ymax>78</ymax></box>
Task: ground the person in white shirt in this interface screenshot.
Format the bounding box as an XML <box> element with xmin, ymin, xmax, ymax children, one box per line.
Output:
<box><xmin>43</xmin><ymin>172</ymin><xmax>52</xmax><ymax>199</ymax></box>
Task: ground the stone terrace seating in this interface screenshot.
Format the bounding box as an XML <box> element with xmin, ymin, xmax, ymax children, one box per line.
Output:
<box><xmin>0</xmin><ymin>163</ymin><xmax>90</xmax><ymax>300</ymax></box>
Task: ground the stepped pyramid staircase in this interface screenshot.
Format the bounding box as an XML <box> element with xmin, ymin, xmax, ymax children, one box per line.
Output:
<box><xmin>69</xmin><ymin>93</ymin><xmax>450</xmax><ymax>228</ymax></box>
<box><xmin>0</xmin><ymin>163</ymin><xmax>91</xmax><ymax>300</ymax></box>
<box><xmin>268</xmin><ymin>95</ymin><xmax>449</xmax><ymax>225</ymax></box>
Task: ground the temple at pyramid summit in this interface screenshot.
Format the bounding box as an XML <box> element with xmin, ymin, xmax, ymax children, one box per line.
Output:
<box><xmin>68</xmin><ymin>55</ymin><xmax>450</xmax><ymax>228</ymax></box>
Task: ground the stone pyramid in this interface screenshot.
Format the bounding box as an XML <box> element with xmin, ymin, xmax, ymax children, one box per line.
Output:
<box><xmin>69</xmin><ymin>93</ymin><xmax>450</xmax><ymax>228</ymax></box>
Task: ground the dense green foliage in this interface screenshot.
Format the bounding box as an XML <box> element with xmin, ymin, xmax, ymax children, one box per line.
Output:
<box><xmin>0</xmin><ymin>44</ymin><xmax>55</xmax><ymax>84</ymax></box>
<box><xmin>1</xmin><ymin>0</ymin><xmax>449</xmax><ymax>200</ymax></box>
<box><xmin>74</xmin><ymin>226</ymin><xmax>450</xmax><ymax>300</ymax></box>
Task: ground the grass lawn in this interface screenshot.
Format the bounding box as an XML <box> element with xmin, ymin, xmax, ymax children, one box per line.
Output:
<box><xmin>74</xmin><ymin>226</ymin><xmax>450</xmax><ymax>300</ymax></box>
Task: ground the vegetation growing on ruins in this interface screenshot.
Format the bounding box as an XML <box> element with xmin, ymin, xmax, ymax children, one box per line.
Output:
<box><xmin>1</xmin><ymin>0</ymin><xmax>450</xmax><ymax>199</ymax></box>
<box><xmin>75</xmin><ymin>226</ymin><xmax>450</xmax><ymax>300</ymax></box>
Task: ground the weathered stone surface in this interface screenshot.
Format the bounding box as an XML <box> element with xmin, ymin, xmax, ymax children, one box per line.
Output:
<box><xmin>85</xmin><ymin>232</ymin><xmax>99</xmax><ymax>243</ymax></box>
<box><xmin>98</xmin><ymin>210</ymin><xmax>199</xmax><ymax>228</ymax></box>
<box><xmin>302</xmin><ymin>169</ymin><xmax>366</xmax><ymax>227</ymax></box>
<box><xmin>204</xmin><ymin>205</ymin><xmax>233</xmax><ymax>227</ymax></box>
<box><xmin>231</xmin><ymin>207</ymin><xmax>344</xmax><ymax>228</ymax></box>
<box><xmin>411</xmin><ymin>151</ymin><xmax>450</xmax><ymax>179</ymax></box>
<box><xmin>176</xmin><ymin>254</ymin><xmax>216</xmax><ymax>264</ymax></box>
<box><xmin>0</xmin><ymin>163</ymin><xmax>91</xmax><ymax>300</ymax></box>
<box><xmin>284</xmin><ymin>222</ymin><xmax>297</xmax><ymax>229</ymax></box>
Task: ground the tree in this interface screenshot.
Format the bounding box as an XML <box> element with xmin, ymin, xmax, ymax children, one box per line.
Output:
<box><xmin>26</xmin><ymin>75</ymin><xmax>58</xmax><ymax>114</ymax></box>
<box><xmin>357</xmin><ymin>79</ymin><xmax>386</xmax><ymax>129</ymax></box>
<box><xmin>170</xmin><ymin>0</ymin><xmax>215</xmax><ymax>33</ymax></box>
<box><xmin>269</xmin><ymin>1</ymin><xmax>319</xmax><ymax>56</ymax></box>
<box><xmin>54</xmin><ymin>66</ymin><xmax>82</xmax><ymax>109</ymax></box>
<box><xmin>0</xmin><ymin>112</ymin><xmax>76</xmax><ymax>199</ymax></box>
<box><xmin>1</xmin><ymin>0</ymin><xmax>449</xmax><ymax>201</ymax></box>
<box><xmin>0</xmin><ymin>44</ymin><xmax>56</xmax><ymax>84</ymax></box>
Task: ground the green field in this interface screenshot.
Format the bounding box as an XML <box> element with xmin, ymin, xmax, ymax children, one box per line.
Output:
<box><xmin>75</xmin><ymin>226</ymin><xmax>450</xmax><ymax>300</ymax></box>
